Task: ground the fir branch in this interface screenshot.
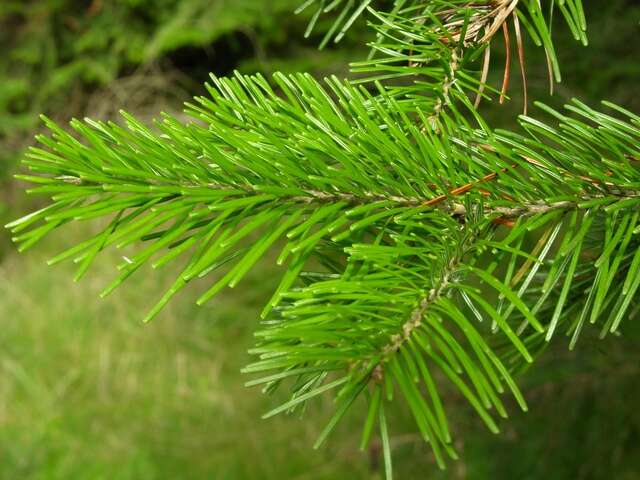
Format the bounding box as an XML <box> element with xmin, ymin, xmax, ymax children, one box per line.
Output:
<box><xmin>10</xmin><ymin>0</ymin><xmax>640</xmax><ymax>477</ymax></box>
<box><xmin>380</xmin><ymin>221</ymin><xmax>478</xmax><ymax>358</ymax></box>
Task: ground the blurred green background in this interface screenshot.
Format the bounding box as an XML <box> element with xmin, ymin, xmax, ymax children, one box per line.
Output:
<box><xmin>1</xmin><ymin>1</ymin><xmax>640</xmax><ymax>479</ymax></box>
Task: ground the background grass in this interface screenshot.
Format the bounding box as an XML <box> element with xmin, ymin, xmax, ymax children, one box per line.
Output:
<box><xmin>0</xmin><ymin>236</ymin><xmax>367</xmax><ymax>480</ymax></box>
<box><xmin>0</xmin><ymin>233</ymin><xmax>449</xmax><ymax>479</ymax></box>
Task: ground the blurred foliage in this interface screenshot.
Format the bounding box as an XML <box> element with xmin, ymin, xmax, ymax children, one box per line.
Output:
<box><xmin>479</xmin><ymin>0</ymin><xmax>640</xmax><ymax>128</ymax></box>
<box><xmin>0</xmin><ymin>0</ymin><xmax>365</xmax><ymax>179</ymax></box>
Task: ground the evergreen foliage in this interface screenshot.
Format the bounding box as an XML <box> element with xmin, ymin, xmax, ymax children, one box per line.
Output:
<box><xmin>8</xmin><ymin>0</ymin><xmax>640</xmax><ymax>475</ymax></box>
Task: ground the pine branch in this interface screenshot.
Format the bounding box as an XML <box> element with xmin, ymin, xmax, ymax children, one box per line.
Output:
<box><xmin>10</xmin><ymin>0</ymin><xmax>640</xmax><ymax>477</ymax></box>
<box><xmin>9</xmin><ymin>66</ymin><xmax>640</xmax><ymax>473</ymax></box>
<box><xmin>380</xmin><ymin>219</ymin><xmax>479</xmax><ymax>357</ymax></box>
